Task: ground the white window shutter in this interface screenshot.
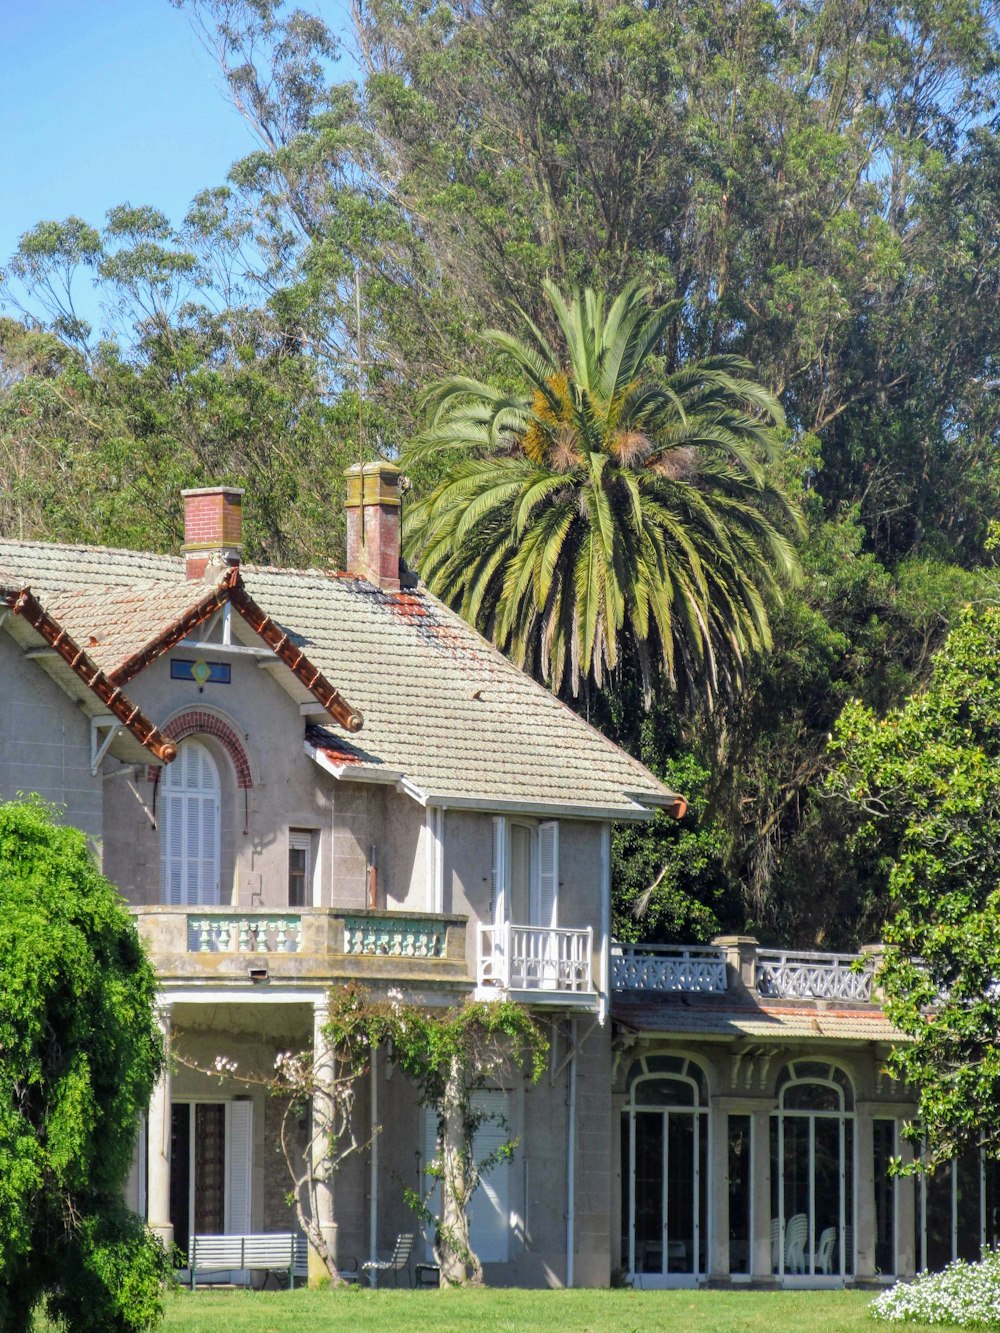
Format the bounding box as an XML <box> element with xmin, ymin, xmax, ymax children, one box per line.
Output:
<box><xmin>161</xmin><ymin>741</ymin><xmax>220</xmax><ymax>905</ymax></box>
<box><xmin>469</xmin><ymin>1091</ymin><xmax>511</xmax><ymax>1263</ymax></box>
<box><xmin>422</xmin><ymin>1109</ymin><xmax>442</xmax><ymax>1259</ymax></box>
<box><xmin>422</xmin><ymin>1097</ymin><xmax>511</xmax><ymax>1265</ymax></box>
<box><xmin>227</xmin><ymin>1099</ymin><xmax>253</xmax><ymax>1234</ymax></box>
<box><xmin>537</xmin><ymin>821</ymin><xmax>558</xmax><ymax>929</ymax></box>
<box><xmin>491</xmin><ymin>816</ymin><xmax>506</xmax><ymax>927</ymax></box>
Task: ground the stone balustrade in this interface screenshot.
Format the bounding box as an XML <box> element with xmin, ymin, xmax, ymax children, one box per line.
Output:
<box><xmin>131</xmin><ymin>905</ymin><xmax>468</xmax><ymax>986</ymax></box>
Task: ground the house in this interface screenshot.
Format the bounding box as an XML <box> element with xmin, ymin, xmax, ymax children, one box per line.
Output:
<box><xmin>1</xmin><ymin>469</ymin><xmax>994</xmax><ymax>1288</ymax></box>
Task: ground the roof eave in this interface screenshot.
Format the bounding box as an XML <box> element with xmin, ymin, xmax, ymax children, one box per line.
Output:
<box><xmin>304</xmin><ymin>739</ymin><xmax>403</xmax><ymax>785</ymax></box>
<box><xmin>2</xmin><ymin>586</ymin><xmax>178</xmax><ymax>763</ymax></box>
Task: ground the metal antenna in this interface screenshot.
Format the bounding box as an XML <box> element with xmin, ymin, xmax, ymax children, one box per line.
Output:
<box><xmin>355</xmin><ymin>268</ymin><xmax>365</xmax><ymax>546</ymax></box>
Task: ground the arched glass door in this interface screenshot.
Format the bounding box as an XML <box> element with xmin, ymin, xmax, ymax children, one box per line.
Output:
<box><xmin>771</xmin><ymin>1061</ymin><xmax>854</xmax><ymax>1281</ymax></box>
<box><xmin>622</xmin><ymin>1055</ymin><xmax>708</xmax><ymax>1286</ymax></box>
<box><xmin>161</xmin><ymin>739</ymin><xmax>221</xmax><ymax>905</ymax></box>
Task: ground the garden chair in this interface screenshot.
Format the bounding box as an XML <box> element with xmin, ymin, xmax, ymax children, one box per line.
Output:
<box><xmin>816</xmin><ymin>1226</ymin><xmax>836</xmax><ymax>1275</ymax></box>
<box><xmin>770</xmin><ymin>1217</ymin><xmax>782</xmax><ymax>1272</ymax></box>
<box><xmin>361</xmin><ymin>1233</ymin><xmax>414</xmax><ymax>1287</ymax></box>
<box><xmin>785</xmin><ymin>1213</ymin><xmax>808</xmax><ymax>1273</ymax></box>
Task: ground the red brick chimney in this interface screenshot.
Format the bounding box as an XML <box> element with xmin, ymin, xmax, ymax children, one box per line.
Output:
<box><xmin>181</xmin><ymin>486</ymin><xmax>244</xmax><ymax>580</ymax></box>
<box><xmin>344</xmin><ymin>462</ymin><xmax>401</xmax><ymax>591</ymax></box>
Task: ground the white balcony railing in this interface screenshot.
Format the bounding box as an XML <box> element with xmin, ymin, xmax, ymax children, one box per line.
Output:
<box><xmin>478</xmin><ymin>923</ymin><xmax>593</xmax><ymax>994</ymax></box>
<box><xmin>755</xmin><ymin>949</ymin><xmax>873</xmax><ymax>1001</ymax></box>
<box><xmin>611</xmin><ymin>943</ymin><xmax>728</xmax><ymax>994</ymax></box>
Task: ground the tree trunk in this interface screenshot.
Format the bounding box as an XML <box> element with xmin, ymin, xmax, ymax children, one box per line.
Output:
<box><xmin>435</xmin><ymin>1054</ymin><xmax>480</xmax><ymax>1284</ymax></box>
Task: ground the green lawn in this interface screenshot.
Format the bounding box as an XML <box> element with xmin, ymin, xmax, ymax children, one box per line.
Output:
<box><xmin>42</xmin><ymin>1286</ymin><xmax>947</xmax><ymax>1333</ymax></box>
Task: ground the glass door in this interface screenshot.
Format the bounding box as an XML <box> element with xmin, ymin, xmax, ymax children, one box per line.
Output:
<box><xmin>623</xmin><ymin>1068</ymin><xmax>708</xmax><ymax>1286</ymax></box>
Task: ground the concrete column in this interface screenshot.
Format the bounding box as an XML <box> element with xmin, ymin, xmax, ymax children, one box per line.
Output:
<box><xmin>712</xmin><ymin>936</ymin><xmax>760</xmax><ymax>1000</ymax></box>
<box><xmin>854</xmin><ymin>1103</ymin><xmax>876</xmax><ymax>1279</ymax></box>
<box><xmin>708</xmin><ymin>1099</ymin><xmax>730</xmax><ymax>1282</ymax></box>
<box><xmin>309</xmin><ymin>997</ymin><xmax>337</xmax><ymax>1285</ymax></box>
<box><xmin>896</xmin><ymin>1132</ymin><xmax>917</xmax><ymax>1278</ymax></box>
<box><xmin>751</xmin><ymin>1104</ymin><xmax>777</xmax><ymax>1282</ymax></box>
<box><xmin>147</xmin><ymin>1004</ymin><xmax>173</xmax><ymax>1249</ymax></box>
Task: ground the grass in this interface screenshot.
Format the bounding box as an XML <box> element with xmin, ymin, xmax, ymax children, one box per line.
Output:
<box><xmin>85</xmin><ymin>1285</ymin><xmax>948</xmax><ymax>1332</ymax></box>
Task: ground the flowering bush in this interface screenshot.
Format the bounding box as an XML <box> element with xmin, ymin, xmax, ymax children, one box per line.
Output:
<box><xmin>871</xmin><ymin>1249</ymin><xmax>1000</xmax><ymax>1326</ymax></box>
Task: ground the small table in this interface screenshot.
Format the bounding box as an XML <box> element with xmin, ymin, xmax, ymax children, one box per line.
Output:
<box><xmin>415</xmin><ymin>1263</ymin><xmax>440</xmax><ymax>1288</ymax></box>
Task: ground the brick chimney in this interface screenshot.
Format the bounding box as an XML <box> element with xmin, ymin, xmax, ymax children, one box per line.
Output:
<box><xmin>181</xmin><ymin>486</ymin><xmax>244</xmax><ymax>580</ymax></box>
<box><xmin>344</xmin><ymin>462</ymin><xmax>401</xmax><ymax>591</ymax></box>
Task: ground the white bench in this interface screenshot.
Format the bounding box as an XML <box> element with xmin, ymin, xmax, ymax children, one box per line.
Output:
<box><xmin>188</xmin><ymin>1232</ymin><xmax>308</xmax><ymax>1289</ymax></box>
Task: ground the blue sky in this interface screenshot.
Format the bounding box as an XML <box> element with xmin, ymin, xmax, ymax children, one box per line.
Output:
<box><xmin>0</xmin><ymin>0</ymin><xmax>351</xmax><ymax>329</ymax></box>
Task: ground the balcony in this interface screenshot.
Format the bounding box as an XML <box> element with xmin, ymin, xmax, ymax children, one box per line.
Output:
<box><xmin>477</xmin><ymin>922</ymin><xmax>595</xmax><ymax>1004</ymax></box>
<box><xmin>132</xmin><ymin>906</ymin><xmax>470</xmax><ymax>990</ymax></box>
<box><xmin>612</xmin><ymin>936</ymin><xmax>877</xmax><ymax>1003</ymax></box>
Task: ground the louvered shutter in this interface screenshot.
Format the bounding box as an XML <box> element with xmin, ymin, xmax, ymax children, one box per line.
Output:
<box><xmin>421</xmin><ymin>1095</ymin><xmax>511</xmax><ymax>1264</ymax></box>
<box><xmin>469</xmin><ymin>1091</ymin><xmax>511</xmax><ymax>1263</ymax></box>
<box><xmin>160</xmin><ymin>741</ymin><xmax>220</xmax><ymax>905</ymax></box>
<box><xmin>536</xmin><ymin>821</ymin><xmax>558</xmax><ymax>929</ymax></box>
<box><xmin>422</xmin><ymin>1109</ymin><xmax>442</xmax><ymax>1259</ymax></box>
<box><xmin>227</xmin><ymin>1099</ymin><xmax>253</xmax><ymax>1234</ymax></box>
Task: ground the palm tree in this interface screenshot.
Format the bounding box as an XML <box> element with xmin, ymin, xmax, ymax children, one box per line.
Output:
<box><xmin>403</xmin><ymin>281</ymin><xmax>803</xmax><ymax>705</ymax></box>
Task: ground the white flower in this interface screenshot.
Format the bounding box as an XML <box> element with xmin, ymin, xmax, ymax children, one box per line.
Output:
<box><xmin>212</xmin><ymin>1055</ymin><xmax>239</xmax><ymax>1076</ymax></box>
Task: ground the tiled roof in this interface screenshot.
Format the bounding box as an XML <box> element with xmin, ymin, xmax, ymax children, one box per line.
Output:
<box><xmin>41</xmin><ymin>580</ymin><xmax>225</xmax><ymax>677</ymax></box>
<box><xmin>613</xmin><ymin>994</ymin><xmax>903</xmax><ymax>1042</ymax></box>
<box><xmin>0</xmin><ymin>538</ymin><xmax>680</xmax><ymax>816</ymax></box>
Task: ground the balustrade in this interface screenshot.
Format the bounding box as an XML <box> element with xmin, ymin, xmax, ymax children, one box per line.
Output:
<box><xmin>755</xmin><ymin>949</ymin><xmax>873</xmax><ymax>1001</ymax></box>
<box><xmin>343</xmin><ymin>915</ymin><xmax>446</xmax><ymax>959</ymax></box>
<box><xmin>611</xmin><ymin>943</ymin><xmax>728</xmax><ymax>994</ymax></box>
<box><xmin>478</xmin><ymin>923</ymin><xmax>594</xmax><ymax>993</ymax></box>
<box><xmin>187</xmin><ymin>914</ymin><xmax>302</xmax><ymax>954</ymax></box>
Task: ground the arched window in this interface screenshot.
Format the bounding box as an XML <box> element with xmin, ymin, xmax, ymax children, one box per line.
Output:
<box><xmin>161</xmin><ymin>739</ymin><xmax>221</xmax><ymax>905</ymax></box>
<box><xmin>772</xmin><ymin>1060</ymin><xmax>855</xmax><ymax>1281</ymax></box>
<box><xmin>621</xmin><ymin>1054</ymin><xmax>709</xmax><ymax>1284</ymax></box>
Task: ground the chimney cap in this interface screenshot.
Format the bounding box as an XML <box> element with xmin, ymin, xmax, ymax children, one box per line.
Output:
<box><xmin>181</xmin><ymin>485</ymin><xmax>245</xmax><ymax>498</ymax></box>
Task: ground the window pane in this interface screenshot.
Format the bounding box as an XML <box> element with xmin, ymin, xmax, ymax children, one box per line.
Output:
<box><xmin>729</xmin><ymin>1115</ymin><xmax>752</xmax><ymax>1275</ymax></box>
<box><xmin>956</xmin><ymin>1148</ymin><xmax>981</xmax><ymax>1263</ymax></box>
<box><xmin>635</xmin><ymin>1112</ymin><xmax>663</xmax><ymax>1274</ymax></box>
<box><xmin>783</xmin><ymin>1118</ymin><xmax>811</xmax><ymax>1273</ymax></box>
<box><xmin>666</xmin><ymin>1113</ymin><xmax>695</xmax><ymax>1273</ymax></box>
<box><xmin>926</xmin><ymin>1162</ymin><xmax>952</xmax><ymax>1271</ymax></box>
<box><xmin>289</xmin><ymin>845</ymin><xmax>308</xmax><ymax>907</ymax></box>
<box><xmin>986</xmin><ymin>1157</ymin><xmax>1000</xmax><ymax>1251</ymax></box>
<box><xmin>633</xmin><ymin>1077</ymin><xmax>695</xmax><ymax>1108</ymax></box>
<box><xmin>783</xmin><ymin>1082</ymin><xmax>841</xmax><ymax>1112</ymax></box>
<box><xmin>874</xmin><ymin>1120</ymin><xmax>896</xmax><ymax>1276</ymax></box>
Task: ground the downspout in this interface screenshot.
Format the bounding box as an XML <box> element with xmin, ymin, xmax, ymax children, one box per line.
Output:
<box><xmin>566</xmin><ymin>1018</ymin><xmax>577</xmax><ymax>1288</ymax></box>
<box><xmin>599</xmin><ymin>823</ymin><xmax>611</xmax><ymax>1024</ymax></box>
<box><xmin>369</xmin><ymin>1045</ymin><xmax>379</xmax><ymax>1286</ymax></box>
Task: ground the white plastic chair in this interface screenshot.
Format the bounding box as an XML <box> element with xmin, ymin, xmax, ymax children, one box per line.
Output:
<box><xmin>816</xmin><ymin>1226</ymin><xmax>836</xmax><ymax>1275</ymax></box>
<box><xmin>785</xmin><ymin>1213</ymin><xmax>808</xmax><ymax>1274</ymax></box>
<box><xmin>770</xmin><ymin>1217</ymin><xmax>782</xmax><ymax>1272</ymax></box>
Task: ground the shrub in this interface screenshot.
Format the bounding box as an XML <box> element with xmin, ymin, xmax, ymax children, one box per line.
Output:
<box><xmin>871</xmin><ymin>1249</ymin><xmax>1000</xmax><ymax>1326</ymax></box>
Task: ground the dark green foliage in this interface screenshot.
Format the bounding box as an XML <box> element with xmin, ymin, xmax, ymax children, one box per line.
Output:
<box><xmin>5</xmin><ymin>0</ymin><xmax>1000</xmax><ymax>947</ymax></box>
<box><xmin>0</xmin><ymin>800</ymin><xmax>167</xmax><ymax>1332</ymax></box>
<box><xmin>829</xmin><ymin>609</ymin><xmax>1000</xmax><ymax>1166</ymax></box>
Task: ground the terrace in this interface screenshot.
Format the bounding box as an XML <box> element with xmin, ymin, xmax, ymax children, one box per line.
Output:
<box><xmin>611</xmin><ymin>937</ymin><xmax>880</xmax><ymax>1003</ymax></box>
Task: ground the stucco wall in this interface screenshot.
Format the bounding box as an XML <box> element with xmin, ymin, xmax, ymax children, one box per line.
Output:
<box><xmin>0</xmin><ymin>630</ymin><xmax>102</xmax><ymax>844</ymax></box>
<box><xmin>105</xmin><ymin>648</ymin><xmax>336</xmax><ymax>907</ymax></box>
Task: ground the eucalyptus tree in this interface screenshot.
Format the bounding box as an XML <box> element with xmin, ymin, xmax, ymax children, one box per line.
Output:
<box><xmin>404</xmin><ymin>282</ymin><xmax>803</xmax><ymax>706</ymax></box>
